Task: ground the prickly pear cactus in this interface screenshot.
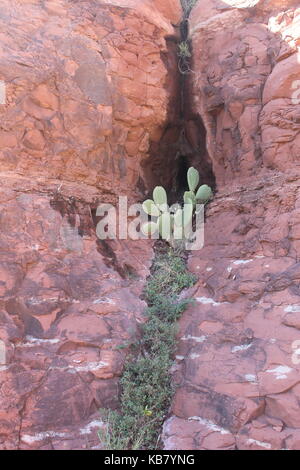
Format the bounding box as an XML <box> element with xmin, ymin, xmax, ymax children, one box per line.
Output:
<box><xmin>153</xmin><ymin>186</ymin><xmax>168</xmax><ymax>212</ymax></box>
<box><xmin>196</xmin><ymin>184</ymin><xmax>213</xmax><ymax>203</ymax></box>
<box><xmin>142</xmin><ymin>199</ymin><xmax>161</xmax><ymax>217</ymax></box>
<box><xmin>187</xmin><ymin>167</ymin><xmax>199</xmax><ymax>192</ymax></box>
<box><xmin>141</xmin><ymin>167</ymin><xmax>213</xmax><ymax>248</ymax></box>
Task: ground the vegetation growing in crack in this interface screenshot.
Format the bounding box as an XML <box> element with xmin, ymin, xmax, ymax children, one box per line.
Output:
<box><xmin>98</xmin><ymin>4</ymin><xmax>207</xmax><ymax>449</ymax></box>
<box><xmin>142</xmin><ymin>167</ymin><xmax>213</xmax><ymax>250</ymax></box>
<box><xmin>178</xmin><ymin>1</ymin><xmax>198</xmax><ymax>74</ymax></box>
<box><xmin>98</xmin><ymin>246</ymin><xmax>196</xmax><ymax>450</ymax></box>
<box><xmin>178</xmin><ymin>41</ymin><xmax>191</xmax><ymax>59</ymax></box>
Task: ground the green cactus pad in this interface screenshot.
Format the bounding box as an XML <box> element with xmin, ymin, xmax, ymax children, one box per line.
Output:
<box><xmin>153</xmin><ymin>186</ymin><xmax>167</xmax><ymax>206</ymax></box>
<box><xmin>142</xmin><ymin>199</ymin><xmax>161</xmax><ymax>217</ymax></box>
<box><xmin>196</xmin><ymin>184</ymin><xmax>213</xmax><ymax>202</ymax></box>
<box><xmin>141</xmin><ymin>221</ymin><xmax>158</xmax><ymax>237</ymax></box>
<box><xmin>187</xmin><ymin>167</ymin><xmax>199</xmax><ymax>192</ymax></box>
<box><xmin>184</xmin><ymin>191</ymin><xmax>196</xmax><ymax>206</ymax></box>
<box><xmin>183</xmin><ymin>202</ymin><xmax>193</xmax><ymax>227</ymax></box>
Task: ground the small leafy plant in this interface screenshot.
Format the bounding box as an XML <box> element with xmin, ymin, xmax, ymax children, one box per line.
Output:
<box><xmin>142</xmin><ymin>167</ymin><xmax>213</xmax><ymax>248</ymax></box>
<box><xmin>178</xmin><ymin>41</ymin><xmax>191</xmax><ymax>59</ymax></box>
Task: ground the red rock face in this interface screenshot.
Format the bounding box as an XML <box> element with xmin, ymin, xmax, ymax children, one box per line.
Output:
<box><xmin>0</xmin><ymin>0</ymin><xmax>182</xmax><ymax>450</ymax></box>
<box><xmin>2</xmin><ymin>0</ymin><xmax>300</xmax><ymax>452</ymax></box>
<box><xmin>163</xmin><ymin>0</ymin><xmax>300</xmax><ymax>451</ymax></box>
<box><xmin>0</xmin><ymin>173</ymin><xmax>156</xmax><ymax>450</ymax></box>
<box><xmin>0</xmin><ymin>0</ymin><xmax>182</xmax><ymax>198</ymax></box>
<box><xmin>188</xmin><ymin>0</ymin><xmax>300</xmax><ymax>186</ymax></box>
<box><xmin>163</xmin><ymin>171</ymin><xmax>300</xmax><ymax>450</ymax></box>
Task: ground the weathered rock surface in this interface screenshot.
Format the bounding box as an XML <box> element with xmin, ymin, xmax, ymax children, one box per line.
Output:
<box><xmin>0</xmin><ymin>0</ymin><xmax>182</xmax><ymax>199</ymax></box>
<box><xmin>163</xmin><ymin>0</ymin><xmax>300</xmax><ymax>451</ymax></box>
<box><xmin>0</xmin><ymin>173</ymin><xmax>155</xmax><ymax>450</ymax></box>
<box><xmin>0</xmin><ymin>0</ymin><xmax>182</xmax><ymax>450</ymax></box>
<box><xmin>163</xmin><ymin>172</ymin><xmax>300</xmax><ymax>451</ymax></box>
<box><xmin>2</xmin><ymin>0</ymin><xmax>300</xmax><ymax>451</ymax></box>
<box><xmin>187</xmin><ymin>0</ymin><xmax>300</xmax><ymax>186</ymax></box>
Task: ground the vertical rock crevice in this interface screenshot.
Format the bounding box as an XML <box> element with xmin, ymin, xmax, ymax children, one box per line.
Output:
<box><xmin>141</xmin><ymin>4</ymin><xmax>216</xmax><ymax>203</ymax></box>
<box><xmin>163</xmin><ymin>0</ymin><xmax>300</xmax><ymax>452</ymax></box>
<box><xmin>0</xmin><ymin>0</ymin><xmax>185</xmax><ymax>450</ymax></box>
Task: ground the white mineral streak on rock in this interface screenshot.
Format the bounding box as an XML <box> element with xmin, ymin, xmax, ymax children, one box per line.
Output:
<box><xmin>188</xmin><ymin>416</ymin><xmax>230</xmax><ymax>435</ymax></box>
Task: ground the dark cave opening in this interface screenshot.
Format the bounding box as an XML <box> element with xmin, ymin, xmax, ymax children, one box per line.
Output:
<box><xmin>142</xmin><ymin>115</ymin><xmax>216</xmax><ymax>205</ymax></box>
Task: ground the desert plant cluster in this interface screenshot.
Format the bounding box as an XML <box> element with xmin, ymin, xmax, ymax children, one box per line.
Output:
<box><xmin>99</xmin><ymin>248</ymin><xmax>196</xmax><ymax>450</ymax></box>
<box><xmin>142</xmin><ymin>167</ymin><xmax>213</xmax><ymax>248</ymax></box>
<box><xmin>99</xmin><ymin>167</ymin><xmax>212</xmax><ymax>450</ymax></box>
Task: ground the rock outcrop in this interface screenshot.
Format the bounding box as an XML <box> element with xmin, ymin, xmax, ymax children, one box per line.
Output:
<box><xmin>0</xmin><ymin>0</ymin><xmax>181</xmax><ymax>199</ymax></box>
<box><xmin>0</xmin><ymin>0</ymin><xmax>182</xmax><ymax>450</ymax></box>
<box><xmin>186</xmin><ymin>0</ymin><xmax>300</xmax><ymax>186</ymax></box>
<box><xmin>2</xmin><ymin>0</ymin><xmax>300</xmax><ymax>451</ymax></box>
<box><xmin>163</xmin><ymin>170</ymin><xmax>300</xmax><ymax>450</ymax></box>
<box><xmin>163</xmin><ymin>0</ymin><xmax>300</xmax><ymax>451</ymax></box>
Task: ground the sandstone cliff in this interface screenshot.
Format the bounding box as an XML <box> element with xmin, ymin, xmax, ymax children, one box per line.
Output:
<box><xmin>163</xmin><ymin>0</ymin><xmax>300</xmax><ymax>451</ymax></box>
<box><xmin>1</xmin><ymin>0</ymin><xmax>300</xmax><ymax>451</ymax></box>
<box><xmin>0</xmin><ymin>0</ymin><xmax>182</xmax><ymax>450</ymax></box>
